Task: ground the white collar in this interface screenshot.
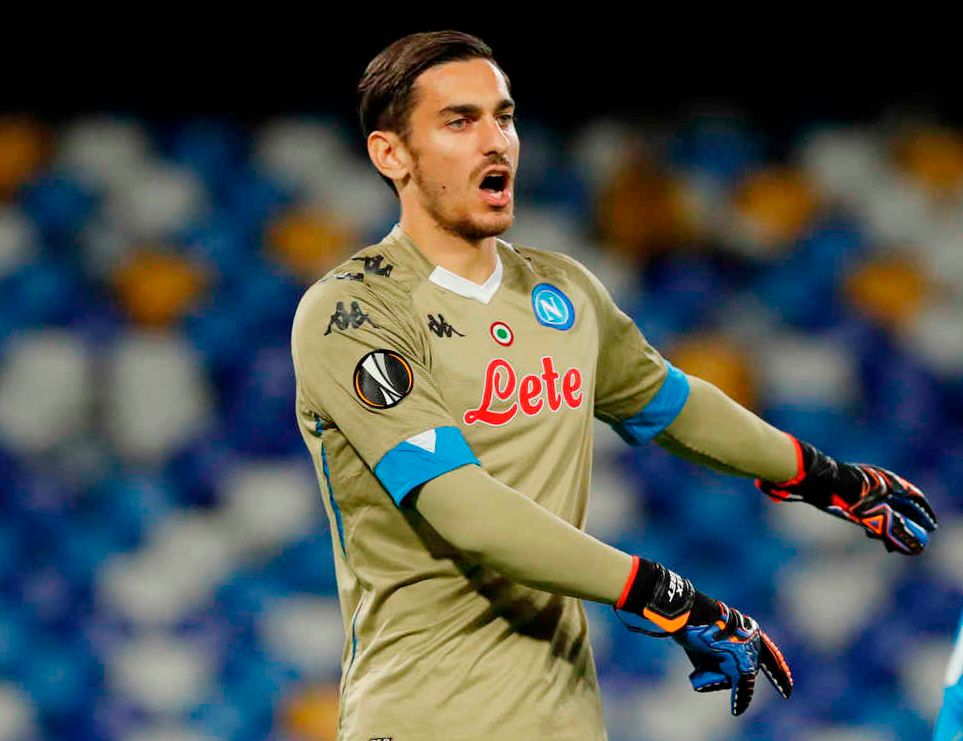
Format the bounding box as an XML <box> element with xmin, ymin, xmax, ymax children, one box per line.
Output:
<box><xmin>428</xmin><ymin>250</ymin><xmax>503</xmax><ymax>304</ymax></box>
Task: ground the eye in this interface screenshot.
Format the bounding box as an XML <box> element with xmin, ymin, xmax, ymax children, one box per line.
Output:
<box><xmin>498</xmin><ymin>113</ymin><xmax>515</xmax><ymax>126</ymax></box>
<box><xmin>447</xmin><ymin>118</ymin><xmax>469</xmax><ymax>130</ymax></box>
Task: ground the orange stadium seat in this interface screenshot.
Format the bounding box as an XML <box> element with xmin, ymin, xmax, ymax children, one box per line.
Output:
<box><xmin>894</xmin><ymin>126</ymin><xmax>963</xmax><ymax>196</ymax></box>
<box><xmin>113</xmin><ymin>250</ymin><xmax>209</xmax><ymax>328</ymax></box>
<box><xmin>731</xmin><ymin>168</ymin><xmax>818</xmax><ymax>251</ymax></box>
<box><xmin>845</xmin><ymin>255</ymin><xmax>931</xmax><ymax>328</ymax></box>
<box><xmin>267</xmin><ymin>209</ymin><xmax>355</xmax><ymax>282</ymax></box>
<box><xmin>668</xmin><ymin>333</ymin><xmax>757</xmax><ymax>411</ymax></box>
<box><xmin>597</xmin><ymin>154</ymin><xmax>697</xmax><ymax>260</ymax></box>
<box><xmin>0</xmin><ymin>117</ymin><xmax>49</xmax><ymax>198</ymax></box>
<box><xmin>280</xmin><ymin>683</ymin><xmax>340</xmax><ymax>741</ymax></box>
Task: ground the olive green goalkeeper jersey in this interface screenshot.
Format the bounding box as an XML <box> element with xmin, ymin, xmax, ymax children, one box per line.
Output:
<box><xmin>291</xmin><ymin>225</ymin><xmax>690</xmax><ymax>740</ymax></box>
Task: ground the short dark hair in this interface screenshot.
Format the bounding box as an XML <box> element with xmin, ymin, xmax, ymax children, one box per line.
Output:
<box><xmin>357</xmin><ymin>30</ymin><xmax>509</xmax><ymax>191</ymax></box>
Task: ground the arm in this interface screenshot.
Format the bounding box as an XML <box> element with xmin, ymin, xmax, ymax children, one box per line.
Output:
<box><xmin>560</xmin><ymin>252</ymin><xmax>938</xmax><ymax>555</ymax></box>
<box><xmin>655</xmin><ymin>376</ymin><xmax>936</xmax><ymax>555</ymax></box>
<box><xmin>655</xmin><ymin>374</ymin><xmax>938</xmax><ymax>555</ymax></box>
<box><xmin>655</xmin><ymin>374</ymin><xmax>798</xmax><ymax>482</ymax></box>
<box><xmin>415</xmin><ymin>464</ymin><xmax>633</xmax><ymax>603</ymax></box>
<box><xmin>414</xmin><ymin>464</ymin><xmax>792</xmax><ymax>716</ymax></box>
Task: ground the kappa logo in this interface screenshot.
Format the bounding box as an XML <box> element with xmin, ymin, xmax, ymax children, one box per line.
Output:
<box><xmin>427</xmin><ymin>313</ymin><xmax>464</xmax><ymax>338</ymax></box>
<box><xmin>353</xmin><ymin>350</ymin><xmax>413</xmax><ymax>409</ymax></box>
<box><xmin>325</xmin><ymin>301</ymin><xmax>379</xmax><ymax>336</ymax></box>
<box><xmin>352</xmin><ymin>254</ymin><xmax>394</xmax><ymax>277</ymax></box>
<box><xmin>464</xmin><ymin>356</ymin><xmax>583</xmax><ymax>426</ymax></box>
<box><xmin>531</xmin><ymin>283</ymin><xmax>574</xmax><ymax>330</ymax></box>
<box><xmin>333</xmin><ymin>271</ymin><xmax>364</xmax><ymax>282</ymax></box>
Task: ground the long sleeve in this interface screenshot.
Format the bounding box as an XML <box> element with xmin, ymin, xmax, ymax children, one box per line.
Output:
<box><xmin>413</xmin><ymin>464</ymin><xmax>634</xmax><ymax>604</ymax></box>
<box><xmin>655</xmin><ymin>374</ymin><xmax>799</xmax><ymax>482</ymax></box>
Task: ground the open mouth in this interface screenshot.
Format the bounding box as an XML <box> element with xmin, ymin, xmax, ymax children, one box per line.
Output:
<box><xmin>480</xmin><ymin>173</ymin><xmax>508</xmax><ymax>192</ymax></box>
<box><xmin>478</xmin><ymin>170</ymin><xmax>512</xmax><ymax>208</ymax></box>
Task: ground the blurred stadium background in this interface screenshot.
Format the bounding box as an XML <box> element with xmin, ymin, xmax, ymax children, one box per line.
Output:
<box><xmin>1</xmin><ymin>23</ymin><xmax>961</xmax><ymax>741</ymax></box>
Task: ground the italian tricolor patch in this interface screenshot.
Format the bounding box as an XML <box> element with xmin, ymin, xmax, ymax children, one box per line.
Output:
<box><xmin>490</xmin><ymin>322</ymin><xmax>514</xmax><ymax>346</ymax></box>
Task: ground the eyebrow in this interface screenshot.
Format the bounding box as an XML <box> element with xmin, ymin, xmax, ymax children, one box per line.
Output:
<box><xmin>437</xmin><ymin>98</ymin><xmax>515</xmax><ymax>118</ymax></box>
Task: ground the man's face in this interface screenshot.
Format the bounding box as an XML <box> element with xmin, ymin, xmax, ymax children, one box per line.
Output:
<box><xmin>402</xmin><ymin>58</ymin><xmax>519</xmax><ymax>241</ymax></box>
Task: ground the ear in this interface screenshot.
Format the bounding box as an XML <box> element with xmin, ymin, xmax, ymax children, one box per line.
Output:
<box><xmin>367</xmin><ymin>130</ymin><xmax>412</xmax><ymax>185</ymax></box>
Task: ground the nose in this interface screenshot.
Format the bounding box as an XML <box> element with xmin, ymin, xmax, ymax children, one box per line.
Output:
<box><xmin>479</xmin><ymin>114</ymin><xmax>510</xmax><ymax>157</ymax></box>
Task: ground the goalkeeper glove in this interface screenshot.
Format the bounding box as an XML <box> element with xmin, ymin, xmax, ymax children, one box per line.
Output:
<box><xmin>756</xmin><ymin>437</ymin><xmax>938</xmax><ymax>555</ymax></box>
<box><xmin>615</xmin><ymin>557</ymin><xmax>793</xmax><ymax>716</ymax></box>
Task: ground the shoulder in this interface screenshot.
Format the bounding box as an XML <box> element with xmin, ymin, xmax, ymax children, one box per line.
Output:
<box><xmin>504</xmin><ymin>241</ymin><xmax>609</xmax><ymax>301</ymax></box>
<box><xmin>324</xmin><ymin>239</ymin><xmax>424</xmax><ymax>305</ymax></box>
<box><xmin>293</xmin><ymin>241</ymin><xmax>422</xmax><ymax>333</ymax></box>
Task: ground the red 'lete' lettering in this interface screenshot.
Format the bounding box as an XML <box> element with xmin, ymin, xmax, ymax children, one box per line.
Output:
<box><xmin>464</xmin><ymin>356</ymin><xmax>583</xmax><ymax>426</ymax></box>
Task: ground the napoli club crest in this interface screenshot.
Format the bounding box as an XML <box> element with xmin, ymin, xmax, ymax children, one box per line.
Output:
<box><xmin>531</xmin><ymin>283</ymin><xmax>574</xmax><ymax>330</ymax></box>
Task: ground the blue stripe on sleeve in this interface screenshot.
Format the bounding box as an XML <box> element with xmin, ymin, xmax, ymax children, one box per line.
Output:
<box><xmin>320</xmin><ymin>438</ymin><xmax>347</xmax><ymax>558</ymax></box>
<box><xmin>374</xmin><ymin>426</ymin><xmax>480</xmax><ymax>506</ymax></box>
<box><xmin>612</xmin><ymin>362</ymin><xmax>690</xmax><ymax>445</ymax></box>
<box><xmin>315</xmin><ymin>416</ymin><xmax>347</xmax><ymax>558</ymax></box>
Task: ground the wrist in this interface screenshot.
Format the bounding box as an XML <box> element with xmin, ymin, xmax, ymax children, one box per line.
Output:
<box><xmin>616</xmin><ymin>556</ymin><xmax>721</xmax><ymax>632</ymax></box>
<box><xmin>763</xmin><ymin>438</ymin><xmax>863</xmax><ymax>508</ymax></box>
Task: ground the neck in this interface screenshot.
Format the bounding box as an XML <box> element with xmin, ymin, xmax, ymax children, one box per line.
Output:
<box><xmin>399</xmin><ymin>208</ymin><xmax>498</xmax><ymax>285</ymax></box>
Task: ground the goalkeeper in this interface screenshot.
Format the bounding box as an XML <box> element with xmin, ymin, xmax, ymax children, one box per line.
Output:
<box><xmin>293</xmin><ymin>30</ymin><xmax>939</xmax><ymax>740</ymax></box>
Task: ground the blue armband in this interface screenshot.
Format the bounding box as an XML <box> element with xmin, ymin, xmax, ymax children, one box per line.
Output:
<box><xmin>612</xmin><ymin>362</ymin><xmax>690</xmax><ymax>445</ymax></box>
<box><xmin>374</xmin><ymin>426</ymin><xmax>479</xmax><ymax>506</ymax></box>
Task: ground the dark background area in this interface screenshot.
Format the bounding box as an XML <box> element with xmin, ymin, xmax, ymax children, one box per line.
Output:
<box><xmin>4</xmin><ymin>17</ymin><xmax>958</xmax><ymax>134</ymax></box>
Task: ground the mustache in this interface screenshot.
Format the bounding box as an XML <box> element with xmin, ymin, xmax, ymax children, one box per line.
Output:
<box><xmin>472</xmin><ymin>156</ymin><xmax>513</xmax><ymax>179</ymax></box>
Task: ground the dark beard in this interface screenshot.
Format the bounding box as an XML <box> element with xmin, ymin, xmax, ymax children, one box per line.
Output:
<box><xmin>412</xmin><ymin>159</ymin><xmax>512</xmax><ymax>242</ymax></box>
<box><xmin>437</xmin><ymin>213</ymin><xmax>508</xmax><ymax>242</ymax></box>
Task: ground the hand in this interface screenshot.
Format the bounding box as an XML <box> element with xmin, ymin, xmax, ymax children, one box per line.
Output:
<box><xmin>673</xmin><ymin>602</ymin><xmax>793</xmax><ymax>716</ymax></box>
<box><xmin>614</xmin><ymin>558</ymin><xmax>792</xmax><ymax>716</ymax></box>
<box><xmin>757</xmin><ymin>439</ymin><xmax>938</xmax><ymax>555</ymax></box>
<box><xmin>825</xmin><ymin>464</ymin><xmax>937</xmax><ymax>554</ymax></box>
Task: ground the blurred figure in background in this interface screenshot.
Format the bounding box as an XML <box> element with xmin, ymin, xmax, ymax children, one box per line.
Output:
<box><xmin>935</xmin><ymin>610</ymin><xmax>963</xmax><ymax>741</ymax></box>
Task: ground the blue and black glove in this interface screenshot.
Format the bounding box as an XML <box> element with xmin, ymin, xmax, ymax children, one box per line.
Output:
<box><xmin>756</xmin><ymin>437</ymin><xmax>938</xmax><ymax>555</ymax></box>
<box><xmin>616</xmin><ymin>557</ymin><xmax>793</xmax><ymax>716</ymax></box>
